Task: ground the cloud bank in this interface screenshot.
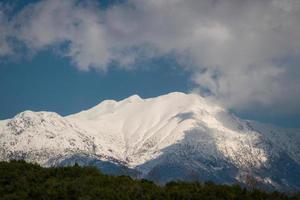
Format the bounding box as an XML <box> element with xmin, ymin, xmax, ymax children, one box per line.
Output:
<box><xmin>1</xmin><ymin>0</ymin><xmax>300</xmax><ymax>115</ymax></box>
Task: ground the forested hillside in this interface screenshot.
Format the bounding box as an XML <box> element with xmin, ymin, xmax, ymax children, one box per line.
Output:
<box><xmin>0</xmin><ymin>161</ymin><xmax>299</xmax><ymax>200</ymax></box>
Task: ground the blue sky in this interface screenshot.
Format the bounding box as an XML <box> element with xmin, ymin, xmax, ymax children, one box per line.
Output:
<box><xmin>1</xmin><ymin>49</ymin><xmax>299</xmax><ymax>128</ymax></box>
<box><xmin>0</xmin><ymin>0</ymin><xmax>300</xmax><ymax>127</ymax></box>
<box><xmin>0</xmin><ymin>50</ymin><xmax>192</xmax><ymax>117</ymax></box>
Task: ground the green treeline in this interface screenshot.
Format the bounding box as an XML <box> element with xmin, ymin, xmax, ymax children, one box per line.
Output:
<box><xmin>0</xmin><ymin>160</ymin><xmax>299</xmax><ymax>200</ymax></box>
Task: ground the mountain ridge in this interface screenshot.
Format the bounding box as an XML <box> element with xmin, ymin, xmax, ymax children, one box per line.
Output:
<box><xmin>0</xmin><ymin>92</ymin><xmax>299</xmax><ymax>191</ymax></box>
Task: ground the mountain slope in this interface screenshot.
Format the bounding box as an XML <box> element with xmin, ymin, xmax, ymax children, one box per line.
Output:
<box><xmin>0</xmin><ymin>92</ymin><xmax>299</xmax><ymax>191</ymax></box>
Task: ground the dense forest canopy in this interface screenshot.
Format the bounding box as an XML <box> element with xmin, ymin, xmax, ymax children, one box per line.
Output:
<box><xmin>0</xmin><ymin>160</ymin><xmax>299</xmax><ymax>200</ymax></box>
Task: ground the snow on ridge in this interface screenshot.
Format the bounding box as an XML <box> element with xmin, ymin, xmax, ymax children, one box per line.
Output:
<box><xmin>1</xmin><ymin>92</ymin><xmax>264</xmax><ymax>167</ymax></box>
<box><xmin>0</xmin><ymin>92</ymin><xmax>300</xmax><ymax>191</ymax></box>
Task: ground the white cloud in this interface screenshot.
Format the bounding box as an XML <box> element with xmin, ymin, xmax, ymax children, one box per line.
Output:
<box><xmin>0</xmin><ymin>4</ymin><xmax>13</xmax><ymax>56</ymax></box>
<box><xmin>1</xmin><ymin>0</ymin><xmax>300</xmax><ymax>115</ymax></box>
<box><xmin>12</xmin><ymin>0</ymin><xmax>112</xmax><ymax>70</ymax></box>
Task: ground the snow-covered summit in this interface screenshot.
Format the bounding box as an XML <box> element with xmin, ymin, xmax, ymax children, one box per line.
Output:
<box><xmin>0</xmin><ymin>92</ymin><xmax>299</xmax><ymax>191</ymax></box>
<box><xmin>67</xmin><ymin>92</ymin><xmax>225</xmax><ymax>165</ymax></box>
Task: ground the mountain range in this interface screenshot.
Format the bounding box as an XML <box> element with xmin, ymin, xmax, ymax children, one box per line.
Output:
<box><xmin>0</xmin><ymin>92</ymin><xmax>299</xmax><ymax>192</ymax></box>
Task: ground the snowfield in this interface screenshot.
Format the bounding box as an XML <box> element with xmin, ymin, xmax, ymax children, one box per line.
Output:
<box><xmin>0</xmin><ymin>92</ymin><xmax>299</xmax><ymax>191</ymax></box>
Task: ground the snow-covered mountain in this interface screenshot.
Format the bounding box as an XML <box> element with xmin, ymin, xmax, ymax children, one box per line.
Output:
<box><xmin>0</xmin><ymin>92</ymin><xmax>299</xmax><ymax>191</ymax></box>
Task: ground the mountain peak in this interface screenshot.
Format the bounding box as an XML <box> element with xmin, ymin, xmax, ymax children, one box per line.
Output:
<box><xmin>161</xmin><ymin>91</ymin><xmax>187</xmax><ymax>97</ymax></box>
<box><xmin>10</xmin><ymin>111</ymin><xmax>63</xmax><ymax>126</ymax></box>
<box><xmin>1</xmin><ymin>92</ymin><xmax>300</xmax><ymax>192</ymax></box>
<box><xmin>123</xmin><ymin>94</ymin><xmax>142</xmax><ymax>102</ymax></box>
